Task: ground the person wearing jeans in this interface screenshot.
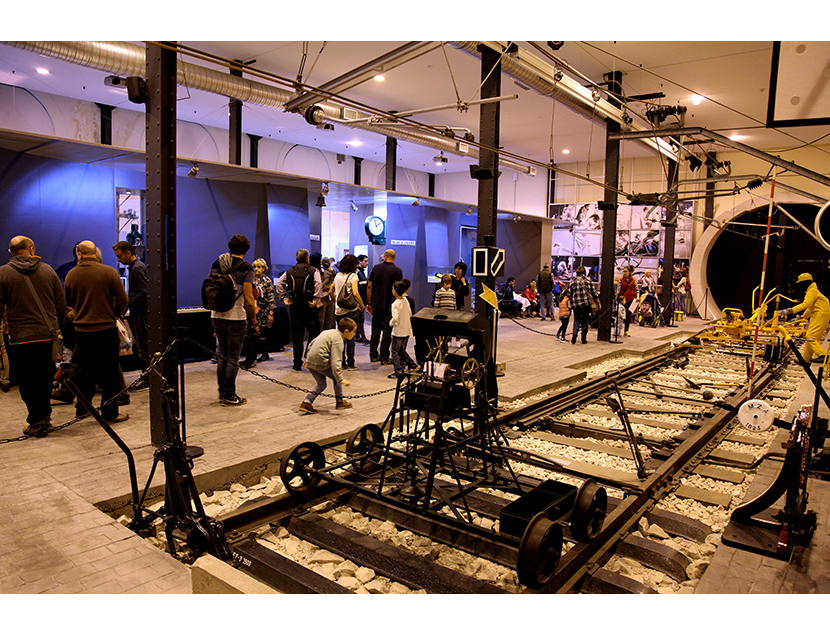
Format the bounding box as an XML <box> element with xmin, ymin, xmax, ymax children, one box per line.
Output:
<box><xmin>208</xmin><ymin>234</ymin><xmax>257</xmax><ymax>406</ymax></box>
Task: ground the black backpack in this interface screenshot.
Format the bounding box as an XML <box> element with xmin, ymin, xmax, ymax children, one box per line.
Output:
<box><xmin>202</xmin><ymin>260</ymin><xmax>243</xmax><ymax>312</ymax></box>
<box><xmin>286</xmin><ymin>263</ymin><xmax>316</xmax><ymax>303</ymax></box>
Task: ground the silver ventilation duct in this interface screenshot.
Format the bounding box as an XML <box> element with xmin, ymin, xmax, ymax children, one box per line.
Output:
<box><xmin>0</xmin><ymin>41</ymin><xmax>535</xmax><ymax>174</ymax></box>
<box><xmin>449</xmin><ymin>41</ymin><xmax>678</xmax><ymax>161</ymax></box>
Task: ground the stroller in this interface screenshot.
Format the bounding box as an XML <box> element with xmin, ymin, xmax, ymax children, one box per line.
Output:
<box><xmin>637</xmin><ymin>291</ymin><xmax>663</xmax><ymax>327</ymax></box>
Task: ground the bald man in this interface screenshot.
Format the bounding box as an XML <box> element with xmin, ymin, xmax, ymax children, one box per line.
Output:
<box><xmin>65</xmin><ymin>240</ymin><xmax>129</xmax><ymax>423</ymax></box>
<box><xmin>0</xmin><ymin>236</ymin><xmax>67</xmax><ymax>437</ymax></box>
<box><xmin>366</xmin><ymin>249</ymin><xmax>403</xmax><ymax>364</ymax></box>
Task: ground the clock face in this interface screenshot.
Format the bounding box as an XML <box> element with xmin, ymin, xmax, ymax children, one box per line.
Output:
<box><xmin>367</xmin><ymin>216</ymin><xmax>385</xmax><ymax>236</ymax></box>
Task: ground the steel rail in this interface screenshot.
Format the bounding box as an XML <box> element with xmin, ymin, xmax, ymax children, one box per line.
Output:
<box><xmin>497</xmin><ymin>344</ymin><xmax>691</xmax><ymax>428</ymax></box>
<box><xmin>537</xmin><ymin>359</ymin><xmax>780</xmax><ymax>594</ymax></box>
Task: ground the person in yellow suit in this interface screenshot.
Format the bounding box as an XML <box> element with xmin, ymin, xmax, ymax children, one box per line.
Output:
<box><xmin>779</xmin><ymin>272</ymin><xmax>830</xmax><ymax>362</ymax></box>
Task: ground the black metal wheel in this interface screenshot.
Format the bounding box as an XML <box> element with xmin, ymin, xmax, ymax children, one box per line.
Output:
<box><xmin>280</xmin><ymin>441</ymin><xmax>325</xmax><ymax>495</ymax></box>
<box><xmin>570</xmin><ymin>478</ymin><xmax>607</xmax><ymax>542</ymax></box>
<box><xmin>517</xmin><ymin>511</ymin><xmax>563</xmax><ymax>589</ymax></box>
<box><xmin>345</xmin><ymin>423</ymin><xmax>384</xmax><ymax>476</ymax></box>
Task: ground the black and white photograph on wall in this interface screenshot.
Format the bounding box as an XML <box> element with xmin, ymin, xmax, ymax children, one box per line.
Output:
<box><xmin>630</xmin><ymin>229</ymin><xmax>661</xmax><ymax>256</ymax></box>
<box><xmin>549</xmin><ymin>203</ymin><xmax>578</xmax><ymax>224</ymax></box>
<box><xmin>552</xmin><ymin>229</ymin><xmax>576</xmax><ymax>256</ymax></box>
<box><xmin>552</xmin><ymin>256</ymin><xmax>600</xmax><ymax>281</ymax></box>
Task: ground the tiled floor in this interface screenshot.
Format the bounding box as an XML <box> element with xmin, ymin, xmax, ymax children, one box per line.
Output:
<box><xmin>1</xmin><ymin>314</ymin><xmax>826</xmax><ymax>594</ymax></box>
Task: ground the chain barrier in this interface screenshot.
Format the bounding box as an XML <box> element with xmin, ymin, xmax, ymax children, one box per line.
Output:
<box><xmin>505</xmin><ymin>316</ymin><xmax>562</xmax><ymax>337</ymax></box>
<box><xmin>181</xmin><ymin>337</ymin><xmax>398</xmax><ymax>401</ymax></box>
<box><xmin>1</xmin><ymin>336</ymin><xmax>397</xmax><ymax>445</ymax></box>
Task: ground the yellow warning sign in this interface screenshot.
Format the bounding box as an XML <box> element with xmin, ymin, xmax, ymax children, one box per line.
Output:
<box><xmin>479</xmin><ymin>283</ymin><xmax>498</xmax><ymax>309</ymax></box>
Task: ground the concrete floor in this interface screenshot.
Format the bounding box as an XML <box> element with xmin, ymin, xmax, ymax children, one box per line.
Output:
<box><xmin>0</xmin><ymin>313</ymin><xmax>826</xmax><ymax>596</ymax></box>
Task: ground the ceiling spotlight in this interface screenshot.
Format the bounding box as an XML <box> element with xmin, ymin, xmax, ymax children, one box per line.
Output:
<box><xmin>591</xmin><ymin>88</ymin><xmax>602</xmax><ymax>102</ymax></box>
<box><xmin>513</xmin><ymin>215</ymin><xmax>521</xmax><ymax>223</ymax></box>
<box><xmin>691</xmin><ymin>94</ymin><xmax>703</xmax><ymax>106</ymax></box>
<box><xmin>187</xmin><ymin>163</ymin><xmax>199</xmax><ymax>178</ymax></box>
<box><xmin>434</xmin><ymin>151</ymin><xmax>448</xmax><ymax>166</ymax></box>
<box><xmin>412</xmin><ymin>198</ymin><xmax>420</xmax><ymax>207</ymax></box>
<box><xmin>350</xmin><ymin>201</ymin><xmax>358</xmax><ymax>212</ymax></box>
<box><xmin>466</xmin><ymin>206</ymin><xmax>472</xmax><ymax>216</ymax></box>
<box><xmin>316</xmin><ymin>195</ymin><xmax>326</xmax><ymax>207</ymax></box>
<box><xmin>322</xmin><ymin>183</ymin><xmax>329</xmax><ymax>196</ymax></box>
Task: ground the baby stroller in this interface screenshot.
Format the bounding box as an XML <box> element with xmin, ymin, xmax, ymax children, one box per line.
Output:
<box><xmin>637</xmin><ymin>291</ymin><xmax>663</xmax><ymax>327</ymax></box>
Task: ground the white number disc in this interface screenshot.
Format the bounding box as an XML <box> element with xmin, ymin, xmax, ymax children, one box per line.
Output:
<box><xmin>737</xmin><ymin>399</ymin><xmax>774</xmax><ymax>432</ymax></box>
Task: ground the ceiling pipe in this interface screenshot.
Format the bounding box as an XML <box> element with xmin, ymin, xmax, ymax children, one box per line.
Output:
<box><xmin>449</xmin><ymin>41</ymin><xmax>679</xmax><ymax>161</ymax></box>
<box><xmin>0</xmin><ymin>41</ymin><xmax>534</xmax><ymax>175</ymax></box>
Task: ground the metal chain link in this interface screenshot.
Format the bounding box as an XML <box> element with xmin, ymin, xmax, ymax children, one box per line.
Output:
<box><xmin>0</xmin><ymin>338</ymin><xmax>178</xmax><ymax>445</ymax></box>
<box><xmin>505</xmin><ymin>316</ymin><xmax>562</xmax><ymax>337</ymax></box>
<box><xmin>181</xmin><ymin>338</ymin><xmax>398</xmax><ymax>400</ymax></box>
<box><xmin>1</xmin><ymin>336</ymin><xmax>398</xmax><ymax>445</ymax></box>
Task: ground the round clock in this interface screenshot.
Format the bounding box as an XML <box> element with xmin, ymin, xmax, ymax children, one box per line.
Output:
<box><xmin>365</xmin><ymin>215</ymin><xmax>385</xmax><ymax>238</ymax></box>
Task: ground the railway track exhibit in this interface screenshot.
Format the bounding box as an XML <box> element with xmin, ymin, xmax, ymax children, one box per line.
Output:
<box><xmin>117</xmin><ymin>310</ymin><xmax>826</xmax><ymax>594</ymax></box>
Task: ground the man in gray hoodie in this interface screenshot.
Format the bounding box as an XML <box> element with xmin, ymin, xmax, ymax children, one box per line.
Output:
<box><xmin>0</xmin><ymin>236</ymin><xmax>67</xmax><ymax>437</ymax></box>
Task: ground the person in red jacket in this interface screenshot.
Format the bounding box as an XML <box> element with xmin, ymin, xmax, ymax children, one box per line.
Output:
<box><xmin>618</xmin><ymin>266</ymin><xmax>638</xmax><ymax>336</ymax></box>
<box><xmin>521</xmin><ymin>281</ymin><xmax>540</xmax><ymax>317</ymax></box>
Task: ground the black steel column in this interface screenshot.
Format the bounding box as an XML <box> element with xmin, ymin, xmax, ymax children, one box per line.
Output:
<box><xmin>548</xmin><ymin>162</ymin><xmax>557</xmax><ymax>219</ymax></box>
<box><xmin>704</xmin><ymin>153</ymin><xmax>716</xmax><ymax>229</ymax></box>
<box><xmin>475</xmin><ymin>44</ymin><xmax>501</xmax><ymax>400</ymax></box>
<box><xmin>247</xmin><ymin>134</ymin><xmax>261</xmax><ymax>168</ymax></box>
<box><xmin>145</xmin><ymin>43</ymin><xmax>179</xmax><ymax>447</ymax></box>
<box><xmin>385</xmin><ymin>137</ymin><xmax>397</xmax><ymax>191</ymax></box>
<box><xmin>353</xmin><ymin>157</ymin><xmax>363</xmax><ymax>185</ymax></box>
<box><xmin>96</xmin><ymin>103</ymin><xmax>115</xmax><ymax>145</ymax></box>
<box><xmin>598</xmin><ymin>71</ymin><xmax>623</xmax><ymax>341</ymax></box>
<box><xmin>660</xmin><ymin>157</ymin><xmax>680</xmax><ymax>320</ymax></box>
<box><xmin>229</xmin><ymin>62</ymin><xmax>243</xmax><ymax>166</ymax></box>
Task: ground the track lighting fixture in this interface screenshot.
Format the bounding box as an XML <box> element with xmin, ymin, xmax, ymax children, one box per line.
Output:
<box><xmin>350</xmin><ymin>201</ymin><xmax>358</xmax><ymax>212</ymax></box>
<box><xmin>412</xmin><ymin>198</ymin><xmax>420</xmax><ymax>207</ymax></box>
<box><xmin>434</xmin><ymin>152</ymin><xmax>448</xmax><ymax>166</ymax></box>
<box><xmin>187</xmin><ymin>163</ymin><xmax>199</xmax><ymax>178</ymax></box>
<box><xmin>466</xmin><ymin>206</ymin><xmax>472</xmax><ymax>216</ymax></box>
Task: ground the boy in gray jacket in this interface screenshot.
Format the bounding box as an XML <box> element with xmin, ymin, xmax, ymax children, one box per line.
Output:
<box><xmin>300</xmin><ymin>317</ymin><xmax>357</xmax><ymax>414</ymax></box>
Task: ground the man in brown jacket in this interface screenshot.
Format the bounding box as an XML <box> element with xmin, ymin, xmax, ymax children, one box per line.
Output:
<box><xmin>65</xmin><ymin>240</ymin><xmax>129</xmax><ymax>423</ymax></box>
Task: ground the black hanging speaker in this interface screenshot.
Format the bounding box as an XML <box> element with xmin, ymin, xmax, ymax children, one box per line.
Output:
<box><xmin>126</xmin><ymin>77</ymin><xmax>149</xmax><ymax>105</ymax></box>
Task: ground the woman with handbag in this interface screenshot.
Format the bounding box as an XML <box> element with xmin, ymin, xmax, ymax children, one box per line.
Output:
<box><xmin>618</xmin><ymin>266</ymin><xmax>638</xmax><ymax>336</ymax></box>
<box><xmin>240</xmin><ymin>258</ymin><xmax>275</xmax><ymax>369</ymax></box>
<box><xmin>333</xmin><ymin>254</ymin><xmax>365</xmax><ymax>370</ymax></box>
<box><xmin>568</xmin><ymin>266</ymin><xmax>599</xmax><ymax>344</ymax></box>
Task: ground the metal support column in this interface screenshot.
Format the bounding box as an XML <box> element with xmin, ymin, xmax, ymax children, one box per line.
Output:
<box><xmin>354</xmin><ymin>157</ymin><xmax>363</xmax><ymax>186</ymax></box>
<box><xmin>598</xmin><ymin>72</ymin><xmax>623</xmax><ymax>341</ymax></box>
<box><xmin>247</xmin><ymin>134</ymin><xmax>261</xmax><ymax>168</ymax></box>
<box><xmin>386</xmin><ymin>137</ymin><xmax>397</xmax><ymax>191</ymax></box>
<box><xmin>660</xmin><ymin>157</ymin><xmax>680</xmax><ymax>323</ymax></box>
<box><xmin>144</xmin><ymin>42</ymin><xmax>179</xmax><ymax>447</ymax></box>
<box><xmin>229</xmin><ymin>62</ymin><xmax>243</xmax><ymax>166</ymax></box>
<box><xmin>475</xmin><ymin>44</ymin><xmax>501</xmax><ymax>401</ymax></box>
<box><xmin>96</xmin><ymin>103</ymin><xmax>115</xmax><ymax>145</ymax></box>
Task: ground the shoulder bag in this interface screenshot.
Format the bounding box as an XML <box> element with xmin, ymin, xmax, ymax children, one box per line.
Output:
<box><xmin>579</xmin><ymin>278</ymin><xmax>602</xmax><ymax>314</ymax></box>
<box><xmin>336</xmin><ymin>273</ymin><xmax>359</xmax><ymax>311</ymax></box>
<box><xmin>22</xmin><ymin>275</ymin><xmax>64</xmax><ymax>362</ymax></box>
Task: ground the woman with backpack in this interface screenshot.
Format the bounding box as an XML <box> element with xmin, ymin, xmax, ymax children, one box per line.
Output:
<box><xmin>333</xmin><ymin>254</ymin><xmax>365</xmax><ymax>370</ymax></box>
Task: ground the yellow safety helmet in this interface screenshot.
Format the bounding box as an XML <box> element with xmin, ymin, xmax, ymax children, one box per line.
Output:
<box><xmin>797</xmin><ymin>272</ymin><xmax>813</xmax><ymax>283</ymax></box>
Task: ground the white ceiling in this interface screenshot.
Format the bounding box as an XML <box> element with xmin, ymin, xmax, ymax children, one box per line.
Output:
<box><xmin>1</xmin><ymin>39</ymin><xmax>829</xmax><ymax>188</ymax></box>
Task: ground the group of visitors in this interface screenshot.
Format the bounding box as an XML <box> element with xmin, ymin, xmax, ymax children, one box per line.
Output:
<box><xmin>0</xmin><ymin>236</ymin><xmax>145</xmax><ymax>437</ymax></box>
